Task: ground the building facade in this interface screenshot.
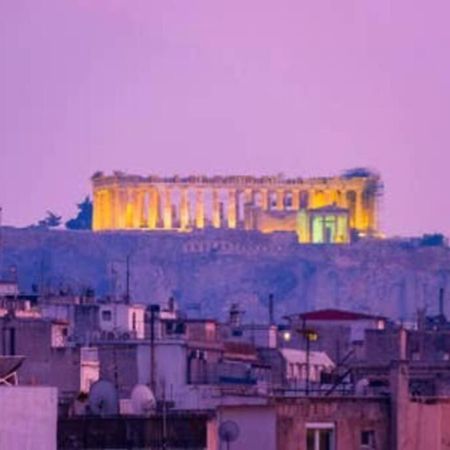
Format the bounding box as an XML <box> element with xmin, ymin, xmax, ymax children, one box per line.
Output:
<box><xmin>91</xmin><ymin>170</ymin><xmax>381</xmax><ymax>242</ymax></box>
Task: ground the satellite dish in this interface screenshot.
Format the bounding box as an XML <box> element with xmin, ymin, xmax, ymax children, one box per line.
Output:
<box><xmin>88</xmin><ymin>380</ymin><xmax>119</xmax><ymax>416</ymax></box>
<box><xmin>131</xmin><ymin>384</ymin><xmax>156</xmax><ymax>415</ymax></box>
<box><xmin>219</xmin><ymin>421</ymin><xmax>240</xmax><ymax>449</ymax></box>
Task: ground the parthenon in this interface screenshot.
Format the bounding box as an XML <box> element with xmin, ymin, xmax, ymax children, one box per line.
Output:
<box><xmin>92</xmin><ymin>170</ymin><xmax>381</xmax><ymax>243</ymax></box>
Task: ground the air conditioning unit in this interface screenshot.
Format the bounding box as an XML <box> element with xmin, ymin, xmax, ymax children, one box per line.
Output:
<box><xmin>101</xmin><ymin>330</ymin><xmax>117</xmax><ymax>340</ymax></box>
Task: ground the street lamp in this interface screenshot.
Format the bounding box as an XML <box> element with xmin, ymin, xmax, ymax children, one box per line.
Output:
<box><xmin>298</xmin><ymin>327</ymin><xmax>318</xmax><ymax>396</ymax></box>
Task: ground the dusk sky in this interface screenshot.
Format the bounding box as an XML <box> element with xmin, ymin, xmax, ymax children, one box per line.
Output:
<box><xmin>1</xmin><ymin>0</ymin><xmax>449</xmax><ymax>237</ymax></box>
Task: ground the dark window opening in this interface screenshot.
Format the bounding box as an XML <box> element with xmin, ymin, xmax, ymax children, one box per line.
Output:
<box><xmin>102</xmin><ymin>310</ymin><xmax>112</xmax><ymax>321</ymax></box>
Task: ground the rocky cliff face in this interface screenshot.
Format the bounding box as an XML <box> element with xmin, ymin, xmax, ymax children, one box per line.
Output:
<box><xmin>2</xmin><ymin>227</ymin><xmax>449</xmax><ymax>322</ymax></box>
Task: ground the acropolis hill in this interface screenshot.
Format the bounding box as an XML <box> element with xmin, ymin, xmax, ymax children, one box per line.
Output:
<box><xmin>1</xmin><ymin>169</ymin><xmax>448</xmax><ymax>322</ymax></box>
<box><xmin>92</xmin><ymin>169</ymin><xmax>381</xmax><ymax>243</ymax></box>
<box><xmin>1</xmin><ymin>226</ymin><xmax>449</xmax><ymax>322</ymax></box>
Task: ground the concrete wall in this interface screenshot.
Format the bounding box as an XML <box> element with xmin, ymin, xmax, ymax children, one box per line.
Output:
<box><xmin>0</xmin><ymin>386</ymin><xmax>57</xmax><ymax>450</ymax></box>
<box><xmin>0</xmin><ymin>318</ymin><xmax>83</xmax><ymax>396</ymax></box>
<box><xmin>155</xmin><ymin>341</ymin><xmax>187</xmax><ymax>402</ymax></box>
<box><xmin>400</xmin><ymin>400</ymin><xmax>450</xmax><ymax>450</ymax></box>
<box><xmin>98</xmin><ymin>343</ymin><xmax>141</xmax><ymax>397</ymax></box>
<box><xmin>215</xmin><ymin>398</ymin><xmax>390</xmax><ymax>450</ymax></box>
<box><xmin>214</xmin><ymin>405</ymin><xmax>277</xmax><ymax>450</ymax></box>
<box><xmin>2</xmin><ymin>227</ymin><xmax>450</xmax><ymax>322</ymax></box>
<box><xmin>275</xmin><ymin>397</ymin><xmax>390</xmax><ymax>450</ymax></box>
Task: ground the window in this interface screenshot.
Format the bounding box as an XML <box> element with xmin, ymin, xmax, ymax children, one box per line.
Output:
<box><xmin>361</xmin><ymin>430</ymin><xmax>375</xmax><ymax>448</ymax></box>
<box><xmin>306</xmin><ymin>423</ymin><xmax>335</xmax><ymax>450</ymax></box>
<box><xmin>101</xmin><ymin>310</ymin><xmax>112</xmax><ymax>321</ymax></box>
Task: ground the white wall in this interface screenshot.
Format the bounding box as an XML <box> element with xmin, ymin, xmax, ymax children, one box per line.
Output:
<box><xmin>0</xmin><ymin>283</ymin><xmax>19</xmax><ymax>296</ymax></box>
<box><xmin>0</xmin><ymin>387</ymin><xmax>57</xmax><ymax>450</ymax></box>
<box><xmin>154</xmin><ymin>341</ymin><xmax>187</xmax><ymax>403</ymax></box>
<box><xmin>98</xmin><ymin>304</ymin><xmax>145</xmax><ymax>338</ymax></box>
<box><xmin>212</xmin><ymin>405</ymin><xmax>276</xmax><ymax>450</ymax></box>
<box><xmin>80</xmin><ymin>347</ymin><xmax>100</xmax><ymax>393</ymax></box>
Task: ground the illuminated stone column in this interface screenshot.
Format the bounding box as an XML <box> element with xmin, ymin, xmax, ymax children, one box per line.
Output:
<box><xmin>195</xmin><ymin>188</ymin><xmax>205</xmax><ymax>229</ymax></box>
<box><xmin>343</xmin><ymin>189</ymin><xmax>356</xmax><ymax>228</ymax></box>
<box><xmin>324</xmin><ymin>189</ymin><xmax>333</xmax><ymax>205</ymax></box>
<box><xmin>366</xmin><ymin>191</ymin><xmax>376</xmax><ymax>232</ymax></box>
<box><xmin>125</xmin><ymin>188</ymin><xmax>134</xmax><ymax>228</ymax></box>
<box><xmin>362</xmin><ymin>189</ymin><xmax>375</xmax><ymax>232</ymax></box>
<box><xmin>99</xmin><ymin>190</ymin><xmax>106</xmax><ymax>229</ymax></box>
<box><xmin>128</xmin><ymin>189</ymin><xmax>136</xmax><ymax>229</ymax></box>
<box><xmin>115</xmin><ymin>188</ymin><xmax>127</xmax><ymax>229</ymax></box>
<box><xmin>260</xmin><ymin>189</ymin><xmax>269</xmax><ymax>210</ymax></box>
<box><xmin>93</xmin><ymin>189</ymin><xmax>102</xmax><ymax>230</ymax></box>
<box><xmin>310</xmin><ymin>189</ymin><xmax>325</xmax><ymax>209</ymax></box>
<box><xmin>105</xmin><ymin>187</ymin><xmax>116</xmax><ymax>229</ymax></box>
<box><xmin>297</xmin><ymin>209</ymin><xmax>310</xmax><ymax>243</ymax></box>
<box><xmin>243</xmin><ymin>188</ymin><xmax>253</xmax><ymax>206</ymax></box>
<box><xmin>354</xmin><ymin>189</ymin><xmax>364</xmax><ymax>231</ymax></box>
<box><xmin>227</xmin><ymin>188</ymin><xmax>237</xmax><ymax>228</ymax></box>
<box><xmin>335</xmin><ymin>189</ymin><xmax>344</xmax><ymax>208</ymax></box>
<box><xmin>127</xmin><ymin>188</ymin><xmax>137</xmax><ymax>229</ymax></box>
<box><xmin>337</xmin><ymin>214</ymin><xmax>349</xmax><ymax>243</ymax></box>
<box><xmin>163</xmin><ymin>187</ymin><xmax>172</xmax><ymax>229</ymax></box>
<box><xmin>109</xmin><ymin>187</ymin><xmax>117</xmax><ymax>229</ymax></box>
<box><xmin>134</xmin><ymin>189</ymin><xmax>144</xmax><ymax>229</ymax></box>
<box><xmin>292</xmin><ymin>189</ymin><xmax>300</xmax><ymax>210</ymax></box>
<box><xmin>147</xmin><ymin>188</ymin><xmax>159</xmax><ymax>229</ymax></box>
<box><xmin>276</xmin><ymin>189</ymin><xmax>284</xmax><ymax>210</ymax></box>
<box><xmin>243</xmin><ymin>188</ymin><xmax>254</xmax><ymax>230</ymax></box>
<box><xmin>179</xmin><ymin>187</ymin><xmax>189</xmax><ymax>230</ymax></box>
<box><xmin>212</xmin><ymin>188</ymin><xmax>221</xmax><ymax>228</ymax></box>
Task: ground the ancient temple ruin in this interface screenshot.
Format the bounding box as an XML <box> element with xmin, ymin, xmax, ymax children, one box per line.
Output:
<box><xmin>91</xmin><ymin>169</ymin><xmax>381</xmax><ymax>243</ymax></box>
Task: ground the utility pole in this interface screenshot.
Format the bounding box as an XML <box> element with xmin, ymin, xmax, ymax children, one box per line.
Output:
<box><xmin>306</xmin><ymin>331</ymin><xmax>311</xmax><ymax>396</ymax></box>
<box><xmin>299</xmin><ymin>319</ymin><xmax>318</xmax><ymax>396</ymax></box>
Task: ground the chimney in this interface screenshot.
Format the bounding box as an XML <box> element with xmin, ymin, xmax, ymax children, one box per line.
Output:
<box><xmin>168</xmin><ymin>296</ymin><xmax>175</xmax><ymax>312</ymax></box>
<box><xmin>389</xmin><ymin>358</ymin><xmax>410</xmax><ymax>450</ymax></box>
<box><xmin>399</xmin><ymin>327</ymin><xmax>407</xmax><ymax>360</ymax></box>
<box><xmin>268</xmin><ymin>293</ymin><xmax>274</xmax><ymax>325</ymax></box>
<box><xmin>389</xmin><ymin>328</ymin><xmax>410</xmax><ymax>450</ymax></box>
<box><xmin>229</xmin><ymin>303</ymin><xmax>242</xmax><ymax>328</ymax></box>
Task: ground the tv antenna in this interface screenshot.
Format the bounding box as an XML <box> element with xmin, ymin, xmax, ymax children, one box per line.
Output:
<box><xmin>218</xmin><ymin>420</ymin><xmax>240</xmax><ymax>450</ymax></box>
<box><xmin>88</xmin><ymin>379</ymin><xmax>119</xmax><ymax>416</ymax></box>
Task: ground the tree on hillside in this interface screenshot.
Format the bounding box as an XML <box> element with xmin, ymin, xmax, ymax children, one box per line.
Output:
<box><xmin>38</xmin><ymin>211</ymin><xmax>62</xmax><ymax>228</ymax></box>
<box><xmin>65</xmin><ymin>196</ymin><xmax>93</xmax><ymax>230</ymax></box>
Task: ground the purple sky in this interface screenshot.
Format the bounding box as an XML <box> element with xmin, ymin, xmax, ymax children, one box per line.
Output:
<box><xmin>1</xmin><ymin>1</ymin><xmax>449</xmax><ymax>237</ymax></box>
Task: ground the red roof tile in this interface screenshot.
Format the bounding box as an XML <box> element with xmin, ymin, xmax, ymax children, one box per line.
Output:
<box><xmin>293</xmin><ymin>309</ymin><xmax>386</xmax><ymax>321</ymax></box>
